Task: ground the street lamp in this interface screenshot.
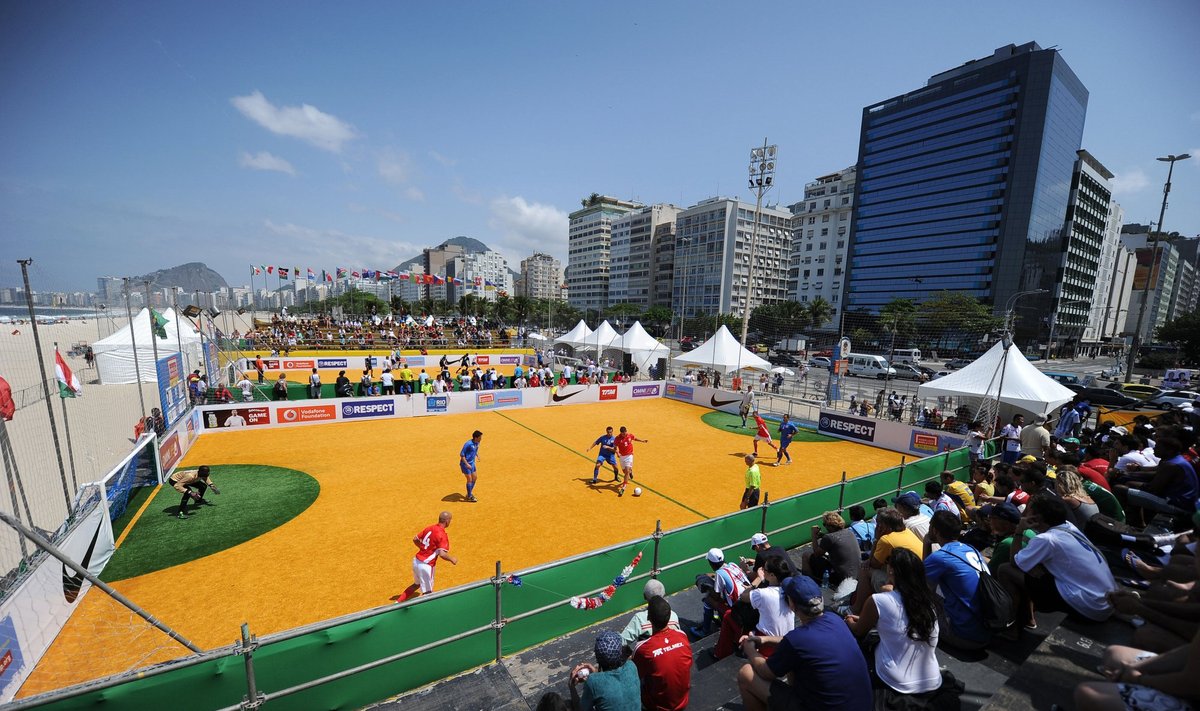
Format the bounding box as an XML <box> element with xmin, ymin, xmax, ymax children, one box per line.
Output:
<box><xmin>1003</xmin><ymin>289</ymin><xmax>1048</xmax><ymax>348</ymax></box>
<box><xmin>1044</xmin><ymin>298</ymin><xmax>1095</xmax><ymax>361</ymax></box>
<box><xmin>1126</xmin><ymin>153</ymin><xmax>1191</xmax><ymax>382</ymax></box>
<box><xmin>737</xmin><ymin>139</ymin><xmax>777</xmax><ymax>374</ymax></box>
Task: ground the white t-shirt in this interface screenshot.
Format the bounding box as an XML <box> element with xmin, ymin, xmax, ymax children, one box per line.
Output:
<box><xmin>1013</xmin><ymin>522</ymin><xmax>1116</xmax><ymax>620</ymax></box>
<box><xmin>381</xmin><ymin>372</ymin><xmax>394</xmax><ymax>386</ymax></box>
<box><xmin>932</xmin><ymin>494</ymin><xmax>960</xmax><ymax>519</ymax></box>
<box><xmin>1115</xmin><ymin>450</ymin><xmax>1155</xmax><ymax>472</ymax></box>
<box><xmin>749</xmin><ymin>587</ymin><xmax>795</xmax><ymax>637</ymax></box>
<box><xmin>237</xmin><ymin>378</ymin><xmax>252</xmax><ymax>397</ymax></box>
<box><xmin>1001</xmin><ymin>424</ymin><xmax>1022</xmax><ymax>452</ymax></box>
<box><xmin>224</xmin><ymin>414</ymin><xmax>246</xmax><ymax>428</ymax></box>
<box><xmin>873</xmin><ymin>591</ymin><xmax>941</xmax><ymax>694</ymax></box>
<box><xmin>904</xmin><ymin>514</ymin><xmax>931</xmax><ymax>540</ymax></box>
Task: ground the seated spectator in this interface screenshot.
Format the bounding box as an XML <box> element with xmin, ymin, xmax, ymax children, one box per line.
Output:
<box><xmin>802</xmin><ymin>511</ymin><xmax>860</xmax><ymax>604</ymax></box>
<box><xmin>999</xmin><ymin>496</ymin><xmax>1117</xmax><ymax>628</ymax></box>
<box><xmin>922</xmin><ymin>511</ymin><xmax>991</xmax><ymax>650</ymax></box>
<box><xmin>845</xmin><ymin>548</ymin><xmax>942</xmax><ymax>698</ymax></box>
<box><xmin>940</xmin><ymin>469</ymin><xmax>977</xmax><ymax>522</ymax></box>
<box><xmin>970</xmin><ymin>462</ymin><xmax>995</xmax><ymax>500</ymax></box>
<box><xmin>1053</xmin><ymin>468</ymin><xmax>1100</xmax><ymax>529</ymax></box>
<box><xmin>983</xmin><ymin>502</ymin><xmax>1033</xmax><ymax>575</ymax></box>
<box><xmin>736</xmin><ymin>576</ymin><xmax>872</xmax><ymax>711</ymax></box>
<box><xmin>851</xmin><ymin>507</ymin><xmax>924</xmax><ymax>615</ymax></box>
<box><xmin>976</xmin><ymin>470</ymin><xmax>1030</xmax><ymax>515</ymax></box>
<box><xmin>1073</xmin><ymin>629</ymin><xmax>1200</xmax><ymax>710</ymax></box>
<box><xmin>620</xmin><ymin>579</ymin><xmax>681</xmax><ymax>654</ymax></box>
<box><xmin>1115</xmin><ymin>436</ymin><xmax>1199</xmax><ymax>526</ymax></box>
<box><xmin>742</xmin><ymin>556</ymin><xmax>796</xmax><ymax>643</ymax></box>
<box><xmin>1070</xmin><ymin>449</ymin><xmax>1113</xmax><ymax>492</ymax></box>
<box><xmin>631</xmin><ymin>596</ymin><xmax>692</xmax><ymax>711</ymax></box>
<box><xmin>1108</xmin><ymin>584</ymin><xmax>1200</xmax><ymax>653</ymax></box>
<box><xmin>893</xmin><ymin>491</ymin><xmax>931</xmax><ymax>539</ymax></box>
<box><xmin>846</xmin><ymin>504</ymin><xmax>876</xmax><ymax>553</ymax></box>
<box><xmin>1017</xmin><ymin>462</ymin><xmax>1057</xmax><ymax>501</ymax></box>
<box><xmin>740</xmin><ymin>532</ymin><xmax>787</xmax><ymax>587</ymax></box>
<box><xmin>568</xmin><ymin>630</ymin><xmax>639</xmax><ymax>710</ymax></box>
<box><xmin>925</xmin><ymin>480</ymin><xmax>961</xmax><ymax>520</ymax></box>
<box><xmin>691</xmin><ymin>548</ymin><xmax>751</xmax><ymax>660</ymax></box>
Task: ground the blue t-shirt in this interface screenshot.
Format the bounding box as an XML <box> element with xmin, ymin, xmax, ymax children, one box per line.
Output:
<box><xmin>766</xmin><ymin>612</ymin><xmax>872</xmax><ymax>711</ymax></box>
<box><xmin>460</xmin><ymin>440</ymin><xmax>478</xmax><ymax>468</ymax></box>
<box><xmin>923</xmin><ymin>540</ymin><xmax>990</xmax><ymax>642</ymax></box>
<box><xmin>848</xmin><ymin>520</ymin><xmax>875</xmax><ymax>551</ymax></box>
<box><xmin>1164</xmin><ymin>454</ymin><xmax>1200</xmax><ymax>511</ymax></box>
<box><xmin>593</xmin><ymin>434</ymin><xmax>616</xmax><ymax>458</ymax></box>
<box><xmin>579</xmin><ymin>660</ymin><xmax>640</xmax><ymax>711</ymax></box>
<box><xmin>918</xmin><ymin>503</ymin><xmax>935</xmax><ymax>518</ymax></box>
<box><xmin>779</xmin><ymin>421</ymin><xmax>799</xmax><ymax>444</ymax></box>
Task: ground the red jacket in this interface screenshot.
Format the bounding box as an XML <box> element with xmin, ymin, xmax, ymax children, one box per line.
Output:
<box><xmin>1078</xmin><ymin>458</ymin><xmax>1112</xmax><ymax>491</ymax></box>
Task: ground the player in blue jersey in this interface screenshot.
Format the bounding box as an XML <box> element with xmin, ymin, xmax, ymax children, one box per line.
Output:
<box><xmin>774</xmin><ymin>414</ymin><xmax>798</xmax><ymax>467</ymax></box>
<box><xmin>587</xmin><ymin>426</ymin><xmax>620</xmax><ymax>484</ymax></box>
<box><xmin>460</xmin><ymin>430</ymin><xmax>482</xmax><ymax>502</ymax></box>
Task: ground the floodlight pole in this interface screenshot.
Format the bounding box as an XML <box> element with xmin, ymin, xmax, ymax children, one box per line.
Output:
<box><xmin>738</xmin><ymin>139</ymin><xmax>777</xmax><ymax>375</ymax></box>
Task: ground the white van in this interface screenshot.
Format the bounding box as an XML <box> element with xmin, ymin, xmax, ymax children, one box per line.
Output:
<box><xmin>891</xmin><ymin>348</ymin><xmax>922</xmax><ymax>365</ymax></box>
<box><xmin>847</xmin><ymin>353</ymin><xmax>896</xmax><ymax>379</ymax></box>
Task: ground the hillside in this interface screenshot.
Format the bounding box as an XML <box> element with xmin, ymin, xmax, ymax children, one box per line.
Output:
<box><xmin>137</xmin><ymin>262</ymin><xmax>229</xmax><ymax>293</ymax></box>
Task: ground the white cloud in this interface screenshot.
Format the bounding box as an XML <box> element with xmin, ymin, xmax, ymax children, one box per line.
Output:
<box><xmin>404</xmin><ymin>186</ymin><xmax>426</xmax><ymax>202</ymax></box>
<box><xmin>262</xmin><ymin>219</ymin><xmax>418</xmax><ymax>267</ymax></box>
<box><xmin>238</xmin><ymin>150</ymin><xmax>296</xmax><ymax>176</ymax></box>
<box><xmin>487</xmin><ymin>196</ymin><xmax>569</xmax><ymax>260</ymax></box>
<box><xmin>230</xmin><ymin>91</ymin><xmax>357</xmax><ymax>153</ymax></box>
<box><xmin>452</xmin><ymin>180</ymin><xmax>484</xmax><ymax>205</ymax></box>
<box><xmin>428</xmin><ymin>150</ymin><xmax>457</xmax><ymax>167</ymax></box>
<box><xmin>377</xmin><ymin>149</ymin><xmax>412</xmax><ymax>184</ymax></box>
<box><xmin>1112</xmin><ymin>168</ymin><xmax>1150</xmax><ymax>195</ymax></box>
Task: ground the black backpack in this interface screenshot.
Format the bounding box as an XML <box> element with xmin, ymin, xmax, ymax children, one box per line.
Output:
<box><xmin>942</xmin><ymin>546</ymin><xmax>1015</xmax><ymax>631</ymax></box>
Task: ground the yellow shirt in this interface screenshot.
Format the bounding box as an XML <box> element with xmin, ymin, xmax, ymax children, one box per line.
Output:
<box><xmin>945</xmin><ymin>480</ymin><xmax>977</xmax><ymax>522</ymax></box>
<box><xmin>873</xmin><ymin>529</ymin><xmax>924</xmax><ymax>564</ymax></box>
<box><xmin>745</xmin><ymin>464</ymin><xmax>761</xmax><ymax>489</ymax></box>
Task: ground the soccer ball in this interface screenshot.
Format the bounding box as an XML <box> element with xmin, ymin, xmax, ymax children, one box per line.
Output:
<box><xmin>633</xmin><ymin>487</ymin><xmax>642</xmax><ymax>497</ymax></box>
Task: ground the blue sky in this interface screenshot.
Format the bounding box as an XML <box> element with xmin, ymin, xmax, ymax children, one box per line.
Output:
<box><xmin>1</xmin><ymin>0</ymin><xmax>1197</xmax><ymax>293</ymax></box>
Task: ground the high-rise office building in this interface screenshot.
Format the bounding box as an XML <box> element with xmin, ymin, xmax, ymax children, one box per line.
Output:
<box><xmin>609</xmin><ymin>204</ymin><xmax>680</xmax><ymax>307</ymax></box>
<box><xmin>1122</xmin><ymin>226</ymin><xmax>1182</xmax><ymax>343</ymax></box>
<box><xmin>672</xmin><ymin>197</ymin><xmax>793</xmax><ymax>317</ymax></box>
<box><xmin>566</xmin><ymin>195</ymin><xmax>643</xmax><ymax>312</ymax></box>
<box><xmin>844</xmin><ymin>42</ymin><xmax>1089</xmax><ymax>343</ymax></box>
<box><xmin>787</xmin><ymin>166</ymin><xmax>856</xmax><ymax>327</ymax></box>
<box><xmin>1081</xmin><ymin>200</ymin><xmax>1131</xmax><ymax>350</ymax></box>
<box><xmin>520</xmin><ymin>253</ymin><xmax>563</xmax><ymax>301</ymax></box>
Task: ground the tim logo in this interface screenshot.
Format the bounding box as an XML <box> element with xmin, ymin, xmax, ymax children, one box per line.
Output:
<box><xmin>631</xmin><ymin>384</ymin><xmax>660</xmax><ymax>398</ymax></box>
<box><xmin>475</xmin><ymin>355</ymin><xmax>491</xmax><ymax>365</ymax></box>
<box><xmin>476</xmin><ymin>393</ymin><xmax>496</xmax><ymax>409</ymax></box>
<box><xmin>599</xmin><ymin>385</ymin><xmax>617</xmax><ymax>401</ymax></box>
<box><xmin>341</xmin><ymin>399</ymin><xmax>395</xmax><ymax>419</ymax></box>
<box><xmin>427</xmin><ymin>396</ymin><xmax>448</xmax><ymax>413</ymax></box>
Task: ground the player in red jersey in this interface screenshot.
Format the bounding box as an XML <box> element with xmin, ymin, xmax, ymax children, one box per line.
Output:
<box><xmin>751</xmin><ymin>411</ymin><xmax>778</xmax><ymax>457</ymax></box>
<box><xmin>398</xmin><ymin>511</ymin><xmax>458</xmax><ymax>602</ymax></box>
<box><xmin>614</xmin><ymin>426</ymin><xmax>648</xmax><ymax>497</ymax></box>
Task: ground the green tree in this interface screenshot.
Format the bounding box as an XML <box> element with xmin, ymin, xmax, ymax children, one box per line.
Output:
<box><xmin>806</xmin><ymin>298</ymin><xmax>834</xmax><ymax>331</ymax></box>
<box><xmin>879</xmin><ymin>298</ymin><xmax>918</xmax><ymax>348</ymax></box>
<box><xmin>606</xmin><ymin>302</ymin><xmax>643</xmax><ymax>326</ymax></box>
<box><xmin>511</xmin><ymin>296</ymin><xmax>533</xmax><ymax>325</ymax></box>
<box><xmin>1156</xmin><ymin>311</ymin><xmax>1200</xmax><ymax>365</ymax></box>
<box><xmin>643</xmin><ymin>305</ymin><xmax>674</xmax><ymax>336</ymax></box>
<box><xmin>917</xmin><ymin>291</ymin><xmax>1003</xmax><ymax>351</ymax></box>
<box><xmin>492</xmin><ymin>293</ymin><xmax>514</xmax><ymax>323</ymax></box>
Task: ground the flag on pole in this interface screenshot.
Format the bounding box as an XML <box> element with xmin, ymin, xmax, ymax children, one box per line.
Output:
<box><xmin>267</xmin><ymin>265</ymin><xmax>274</xmax><ymax>274</ymax></box>
<box><xmin>55</xmin><ymin>350</ymin><xmax>82</xmax><ymax>398</ymax></box>
<box><xmin>326</xmin><ymin>271</ymin><xmax>333</xmax><ymax>283</ymax></box>
<box><xmin>307</xmin><ymin>268</ymin><xmax>316</xmax><ymax>281</ymax></box>
<box><xmin>337</xmin><ymin>267</ymin><xmax>347</xmax><ymax>279</ymax></box>
<box><xmin>149</xmin><ymin>308</ymin><xmax>169</xmax><ymax>339</ymax></box>
<box><xmin>280</xmin><ymin>267</ymin><xmax>289</xmax><ymax>279</ymax></box>
<box><xmin>252</xmin><ymin>265</ymin><xmax>262</xmax><ymax>276</ymax></box>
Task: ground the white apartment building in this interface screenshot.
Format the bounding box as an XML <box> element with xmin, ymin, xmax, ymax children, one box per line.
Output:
<box><xmin>672</xmin><ymin>197</ymin><xmax>793</xmax><ymax>317</ymax></box>
<box><xmin>608</xmin><ymin>204</ymin><xmax>680</xmax><ymax>307</ymax></box>
<box><xmin>1082</xmin><ymin>200</ymin><xmax>1129</xmax><ymax>346</ymax></box>
<box><xmin>520</xmin><ymin>253</ymin><xmax>563</xmax><ymax>301</ymax></box>
<box><xmin>1122</xmin><ymin>229</ymin><xmax>1182</xmax><ymax>343</ymax></box>
<box><xmin>786</xmin><ymin>166</ymin><xmax>856</xmax><ymax>328</ymax></box>
<box><xmin>453</xmin><ymin>250</ymin><xmax>514</xmax><ymax>302</ymax></box>
<box><xmin>566</xmin><ymin>195</ymin><xmax>643</xmax><ymax>312</ymax></box>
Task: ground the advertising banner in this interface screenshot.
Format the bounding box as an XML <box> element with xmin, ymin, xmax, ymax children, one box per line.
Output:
<box><xmin>187</xmin><ymin>408</ymin><xmax>202</xmax><ymax>443</ymax></box>
<box><xmin>158</xmin><ymin>431</ymin><xmax>183</xmax><ymax>472</ymax></box>
<box><xmin>598</xmin><ymin>385</ymin><xmax>618</xmax><ymax>401</ymax></box>
<box><xmin>818</xmin><ymin>412</ymin><xmax>877</xmax><ymax>442</ymax></box>
<box><xmin>281</xmin><ymin>359</ymin><xmax>315</xmax><ymax>370</ymax></box>
<box><xmin>476</xmin><ymin>391</ymin><xmax>522</xmax><ymax>410</ymax></box>
<box><xmin>631</xmin><ymin>384</ymin><xmax>661</xmax><ymax>398</ymax></box>
<box><xmin>475</xmin><ymin>355</ymin><xmax>491</xmax><ymax>366</ymax></box>
<box><xmin>340</xmin><ymin>399</ymin><xmax>396</xmax><ymax>419</ymax></box>
<box><xmin>426</xmin><ymin>395</ymin><xmax>449</xmax><ymax>413</ymax></box>
<box><xmin>499</xmin><ymin>355</ymin><xmax>521</xmax><ymax>365</ymax></box>
<box><xmin>155</xmin><ymin>354</ymin><xmax>188</xmax><ymax>428</ymax></box>
<box><xmin>317</xmin><ymin>358</ymin><xmax>348</xmax><ymax>369</ymax></box>
<box><xmin>908</xmin><ymin>430</ymin><xmax>965</xmax><ymax>456</ymax></box>
<box><xmin>664</xmin><ymin>383</ymin><xmax>694</xmax><ymax>401</ymax></box>
<box><xmin>277</xmin><ymin>404</ymin><xmax>338</xmax><ymax>424</ymax></box>
<box><xmin>203</xmin><ymin>406</ymin><xmax>272</xmax><ymax>429</ymax></box>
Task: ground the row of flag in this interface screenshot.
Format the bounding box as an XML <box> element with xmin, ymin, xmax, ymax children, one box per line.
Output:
<box><xmin>250</xmin><ymin>265</ymin><xmax>502</xmax><ymax>289</ymax></box>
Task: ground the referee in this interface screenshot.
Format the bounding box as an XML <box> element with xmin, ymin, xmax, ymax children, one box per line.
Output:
<box><xmin>169</xmin><ymin>465</ymin><xmax>220</xmax><ymax>519</ymax></box>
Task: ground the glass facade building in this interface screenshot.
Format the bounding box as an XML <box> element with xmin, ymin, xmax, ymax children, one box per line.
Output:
<box><xmin>844</xmin><ymin>42</ymin><xmax>1088</xmax><ymax>343</ymax></box>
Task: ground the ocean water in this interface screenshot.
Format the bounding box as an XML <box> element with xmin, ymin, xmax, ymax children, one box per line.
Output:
<box><xmin>0</xmin><ymin>306</ymin><xmax>104</xmax><ymax>320</ymax></box>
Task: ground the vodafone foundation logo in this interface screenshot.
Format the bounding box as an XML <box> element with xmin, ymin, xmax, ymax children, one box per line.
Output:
<box><xmin>278</xmin><ymin>405</ymin><xmax>337</xmax><ymax>423</ymax></box>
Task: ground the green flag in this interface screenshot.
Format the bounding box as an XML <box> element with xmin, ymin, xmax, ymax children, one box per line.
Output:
<box><xmin>150</xmin><ymin>308</ymin><xmax>168</xmax><ymax>339</ymax></box>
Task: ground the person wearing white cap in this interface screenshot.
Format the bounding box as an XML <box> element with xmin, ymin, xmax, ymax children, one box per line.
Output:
<box><xmin>692</xmin><ymin>547</ymin><xmax>751</xmax><ymax>660</ymax></box>
<box><xmin>741</xmin><ymin>533</ymin><xmax>787</xmax><ymax>587</ymax></box>
<box><xmin>620</xmin><ymin>579</ymin><xmax>681</xmax><ymax>653</ymax></box>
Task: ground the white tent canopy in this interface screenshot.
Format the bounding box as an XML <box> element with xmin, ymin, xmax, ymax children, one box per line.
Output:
<box><xmin>93</xmin><ymin>308</ymin><xmax>203</xmax><ymax>385</ymax></box>
<box><xmin>672</xmin><ymin>326</ymin><xmax>773</xmax><ymax>374</ymax></box>
<box><xmin>615</xmin><ymin>321</ymin><xmax>669</xmax><ymax>373</ymax></box>
<box><xmin>916</xmin><ymin>340</ymin><xmax>1076</xmax><ymax>415</ymax></box>
<box><xmin>554</xmin><ymin>320</ymin><xmax>593</xmax><ymax>348</ymax></box>
<box><xmin>574</xmin><ymin>320</ymin><xmax>622</xmax><ymax>352</ymax></box>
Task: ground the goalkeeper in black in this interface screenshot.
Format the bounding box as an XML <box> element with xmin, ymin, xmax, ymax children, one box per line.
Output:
<box><xmin>169</xmin><ymin>465</ymin><xmax>220</xmax><ymax>519</ymax></box>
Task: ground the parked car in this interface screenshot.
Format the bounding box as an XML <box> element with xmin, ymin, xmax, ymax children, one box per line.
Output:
<box><xmin>891</xmin><ymin>364</ymin><xmax>925</xmax><ymax>381</ymax></box>
<box><xmin>751</xmin><ymin>343</ymin><xmax>769</xmax><ymax>354</ymax></box>
<box><xmin>929</xmin><ymin>370</ymin><xmax>952</xmax><ymax>381</ymax></box>
<box><xmin>769</xmin><ymin>353</ymin><xmax>800</xmax><ymax>367</ymax></box>
<box><xmin>1062</xmin><ymin>385</ymin><xmax>1141</xmax><ymax>408</ymax></box>
<box><xmin>1105</xmin><ymin>382</ymin><xmax>1163</xmax><ymax>400</ymax></box>
<box><xmin>1145</xmin><ymin>390</ymin><xmax>1200</xmax><ymax>409</ymax></box>
<box><xmin>944</xmin><ymin>358</ymin><xmax>974</xmax><ymax>370</ymax></box>
<box><xmin>809</xmin><ymin>356</ymin><xmax>832</xmax><ymax>368</ymax></box>
<box><xmin>679</xmin><ymin>337</ymin><xmax>696</xmax><ymax>352</ymax></box>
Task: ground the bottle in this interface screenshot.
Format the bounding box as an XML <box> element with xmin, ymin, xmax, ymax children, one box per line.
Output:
<box><xmin>821</xmin><ymin>569</ymin><xmax>830</xmax><ymax>589</ymax></box>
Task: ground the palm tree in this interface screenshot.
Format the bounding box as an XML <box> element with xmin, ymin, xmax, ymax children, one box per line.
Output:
<box><xmin>807</xmin><ymin>298</ymin><xmax>834</xmax><ymax>331</ymax></box>
<box><xmin>512</xmin><ymin>296</ymin><xmax>533</xmax><ymax>326</ymax></box>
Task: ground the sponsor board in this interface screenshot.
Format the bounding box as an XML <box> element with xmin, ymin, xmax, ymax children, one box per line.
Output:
<box><xmin>282</xmin><ymin>359</ymin><xmax>316</xmax><ymax>370</ymax></box>
<box><xmin>341</xmin><ymin>399</ymin><xmax>395</xmax><ymax>419</ymax></box>
<box><xmin>476</xmin><ymin>391</ymin><xmax>522</xmax><ymax>410</ymax></box>
<box><xmin>0</xmin><ymin>616</ymin><xmax>22</xmax><ymax>695</ymax></box>
<box><xmin>277</xmin><ymin>404</ymin><xmax>338</xmax><ymax>424</ymax></box>
<box><xmin>909</xmin><ymin>430</ymin><xmax>964</xmax><ymax>455</ymax></box>
<box><xmin>158</xmin><ymin>431</ymin><xmax>182</xmax><ymax>472</ymax></box>
<box><xmin>551</xmin><ymin>386</ymin><xmax>586</xmax><ymax>404</ymax></box>
<box><xmin>317</xmin><ymin>358</ymin><xmax>348</xmax><ymax>369</ymax></box>
<box><xmin>187</xmin><ymin>408</ymin><xmax>201</xmax><ymax>443</ymax></box>
<box><xmin>426</xmin><ymin>396</ymin><xmax>448</xmax><ymax>413</ymax></box>
<box><xmin>818</xmin><ymin>413</ymin><xmax>876</xmax><ymax>442</ymax></box>
<box><xmin>599</xmin><ymin>385</ymin><xmax>618</xmax><ymax>401</ymax></box>
<box><xmin>665</xmin><ymin>384</ymin><xmax>694</xmax><ymax>401</ymax></box>
<box><xmin>631</xmin><ymin>384</ymin><xmax>661</xmax><ymax>398</ymax></box>
<box><xmin>406</xmin><ymin>356</ymin><xmax>426</xmax><ymax>367</ymax></box>
<box><xmin>203</xmin><ymin>407</ymin><xmax>271</xmax><ymax>429</ymax></box>
<box><xmin>475</xmin><ymin>355</ymin><xmax>491</xmax><ymax>365</ymax></box>
<box><xmin>155</xmin><ymin>354</ymin><xmax>189</xmax><ymax>428</ymax></box>
<box><xmin>499</xmin><ymin>355</ymin><xmax>520</xmax><ymax>365</ymax></box>
<box><xmin>264</xmin><ymin>360</ymin><xmax>281</xmax><ymax>370</ymax></box>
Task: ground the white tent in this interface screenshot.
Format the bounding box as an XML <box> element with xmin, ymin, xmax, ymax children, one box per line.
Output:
<box><xmin>554</xmin><ymin>320</ymin><xmax>593</xmax><ymax>348</ymax></box>
<box><xmin>93</xmin><ymin>308</ymin><xmax>203</xmax><ymax>385</ymax></box>
<box><xmin>615</xmin><ymin>321</ymin><xmax>669</xmax><ymax>373</ymax></box>
<box><xmin>916</xmin><ymin>340</ymin><xmax>1076</xmax><ymax>415</ymax></box>
<box><xmin>672</xmin><ymin>326</ymin><xmax>773</xmax><ymax>374</ymax></box>
<box><xmin>574</xmin><ymin>320</ymin><xmax>622</xmax><ymax>352</ymax></box>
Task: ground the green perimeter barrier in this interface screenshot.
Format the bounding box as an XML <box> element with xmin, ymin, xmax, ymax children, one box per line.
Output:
<box><xmin>20</xmin><ymin>444</ymin><xmax>980</xmax><ymax>711</ymax></box>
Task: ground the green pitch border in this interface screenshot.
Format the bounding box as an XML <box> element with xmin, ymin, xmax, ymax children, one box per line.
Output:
<box><xmin>699</xmin><ymin>410</ymin><xmax>836</xmax><ymax>442</ymax></box>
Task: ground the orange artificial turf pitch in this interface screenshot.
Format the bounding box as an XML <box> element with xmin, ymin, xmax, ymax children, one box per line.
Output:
<box><xmin>22</xmin><ymin>398</ymin><xmax>905</xmax><ymax>696</ymax></box>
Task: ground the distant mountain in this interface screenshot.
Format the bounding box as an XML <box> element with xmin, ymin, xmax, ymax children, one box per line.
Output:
<box><xmin>391</xmin><ymin>236</ymin><xmax>493</xmax><ymax>272</ymax></box>
<box><xmin>137</xmin><ymin>262</ymin><xmax>229</xmax><ymax>293</ymax></box>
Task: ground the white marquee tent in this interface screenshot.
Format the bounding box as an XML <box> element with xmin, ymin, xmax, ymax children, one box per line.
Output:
<box><xmin>672</xmin><ymin>325</ymin><xmax>772</xmax><ymax>374</ymax></box>
<box><xmin>615</xmin><ymin>321</ymin><xmax>670</xmax><ymax>373</ymax></box>
<box><xmin>93</xmin><ymin>308</ymin><xmax>203</xmax><ymax>385</ymax></box>
<box><xmin>572</xmin><ymin>321</ymin><xmax>622</xmax><ymax>353</ymax></box>
<box><xmin>916</xmin><ymin>340</ymin><xmax>1076</xmax><ymax>416</ymax></box>
<box><xmin>553</xmin><ymin>320</ymin><xmax>593</xmax><ymax>348</ymax></box>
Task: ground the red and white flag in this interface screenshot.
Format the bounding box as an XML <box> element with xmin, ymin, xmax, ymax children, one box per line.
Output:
<box><xmin>55</xmin><ymin>350</ymin><xmax>82</xmax><ymax>398</ymax></box>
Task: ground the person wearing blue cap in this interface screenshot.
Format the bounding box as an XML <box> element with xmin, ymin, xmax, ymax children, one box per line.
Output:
<box><xmin>736</xmin><ymin>575</ymin><xmax>872</xmax><ymax>711</ymax></box>
<box><xmin>568</xmin><ymin>629</ymin><xmax>639</xmax><ymax>710</ymax></box>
